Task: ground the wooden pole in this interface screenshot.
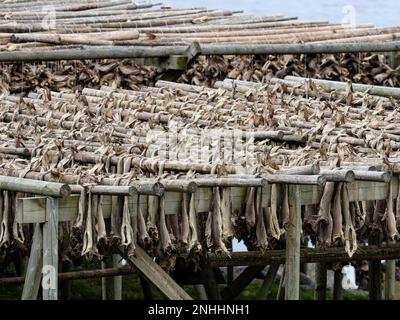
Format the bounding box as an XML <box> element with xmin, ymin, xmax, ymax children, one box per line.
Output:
<box><xmin>258</xmin><ymin>264</ymin><xmax>280</xmax><ymax>300</ymax></box>
<box><xmin>384</xmin><ymin>260</ymin><xmax>396</xmax><ymax>300</ymax></box>
<box><xmin>0</xmin><ymin>41</ymin><xmax>399</xmax><ymax>62</ymax></box>
<box><xmin>2</xmin><ymin>267</ymin><xmax>137</xmax><ymax>285</ymax></box>
<box><xmin>333</xmin><ymin>268</ymin><xmax>343</xmax><ymax>300</ymax></box>
<box><xmin>42</xmin><ymin>197</ymin><xmax>59</xmax><ymax>300</ymax></box>
<box><xmin>139</xmin><ymin>275</ymin><xmax>154</xmax><ymax>300</ymax></box>
<box><xmin>194</xmin><ymin>285</ymin><xmax>208</xmax><ymax>300</ymax></box>
<box><xmin>0</xmin><ymin>176</ymin><xmax>70</xmax><ymax>198</ymax></box>
<box><xmin>102</xmin><ymin>256</ymin><xmax>122</xmax><ymax>300</ymax></box>
<box><xmin>285</xmin><ymin>185</ymin><xmax>301</xmax><ymax>300</ymax></box>
<box><xmin>369</xmin><ymin>232</ymin><xmax>382</xmax><ymax>300</ymax></box>
<box><xmin>221</xmin><ymin>266</ymin><xmax>265</xmax><ymax>300</ymax></box>
<box><xmin>314</xmin><ymin>262</ymin><xmax>328</xmax><ymax>300</ymax></box>
<box><xmin>285</xmin><ymin>76</ymin><xmax>400</xmax><ymax>99</ymax></box>
<box><xmin>209</xmin><ymin>245</ymin><xmax>400</xmax><ymax>266</ymax></box>
<box><xmin>21</xmin><ymin>224</ymin><xmax>43</xmax><ymax>300</ymax></box>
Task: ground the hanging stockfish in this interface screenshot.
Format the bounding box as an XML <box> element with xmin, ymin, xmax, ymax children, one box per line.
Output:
<box><xmin>341</xmin><ymin>184</ymin><xmax>357</xmax><ymax>257</ymax></box>
<box><xmin>95</xmin><ymin>195</ymin><xmax>107</xmax><ymax>253</ymax></box>
<box><xmin>384</xmin><ymin>182</ymin><xmax>399</xmax><ymax>241</ymax></box>
<box><xmin>220</xmin><ymin>187</ymin><xmax>234</xmax><ymax>241</ymax></box>
<box><xmin>0</xmin><ymin>191</ymin><xmax>10</xmax><ymax>248</ymax></box>
<box><xmin>331</xmin><ymin>182</ymin><xmax>344</xmax><ymax>244</ymax></box>
<box><xmin>179</xmin><ymin>193</ymin><xmax>190</xmax><ymax>248</ymax></box>
<box><xmin>110</xmin><ymin>184</ymin><xmax>123</xmax><ymax>246</ymax></box>
<box><xmin>206</xmin><ymin>187</ymin><xmax>230</xmax><ymax>256</ymax></box>
<box><xmin>81</xmin><ymin>190</ymin><xmax>100</xmax><ymax>259</ymax></box>
<box><xmin>372</xmin><ymin>200</ymin><xmax>386</xmax><ymax>233</ymax></box>
<box><xmin>281</xmin><ymin>185</ymin><xmax>290</xmax><ymax>231</ymax></box>
<box><xmin>316</xmin><ymin>182</ymin><xmax>335</xmax><ymax>245</ymax></box>
<box><xmin>120</xmin><ymin>195</ymin><xmax>136</xmax><ymax>257</ymax></box>
<box><xmin>147</xmin><ymin>195</ymin><xmax>159</xmax><ymax>241</ymax></box>
<box><xmin>12</xmin><ymin>192</ymin><xmax>25</xmax><ymax>244</ymax></box>
<box><xmin>158</xmin><ymin>195</ymin><xmax>173</xmax><ymax>255</ymax></box>
<box><xmin>73</xmin><ymin>187</ymin><xmax>87</xmax><ymax>231</ymax></box>
<box><xmin>264</xmin><ymin>186</ymin><xmax>281</xmax><ymax>241</ymax></box>
<box><xmin>303</xmin><ymin>204</ymin><xmax>317</xmax><ymax>236</ymax></box>
<box><xmin>136</xmin><ymin>195</ymin><xmax>150</xmax><ymax>248</ymax></box>
<box><xmin>254</xmin><ymin>187</ymin><xmax>268</xmax><ymax>251</ymax></box>
<box><xmin>188</xmin><ymin>193</ymin><xmax>201</xmax><ymax>253</ymax></box>
<box><xmin>60</xmin><ymin>222</ymin><xmax>72</xmax><ymax>263</ymax></box>
<box><xmin>120</xmin><ymin>156</ymin><xmax>136</xmax><ymax>257</ymax></box>
<box><xmin>244</xmin><ymin>187</ymin><xmax>256</xmax><ymax>229</ymax></box>
<box><xmin>167</xmin><ymin>213</ymin><xmax>180</xmax><ymax>244</ymax></box>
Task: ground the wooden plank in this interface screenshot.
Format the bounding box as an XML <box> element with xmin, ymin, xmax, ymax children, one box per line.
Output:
<box><xmin>21</xmin><ymin>223</ymin><xmax>43</xmax><ymax>300</ymax></box>
<box><xmin>221</xmin><ymin>265</ymin><xmax>265</xmax><ymax>300</ymax></box>
<box><xmin>285</xmin><ymin>185</ymin><xmax>301</xmax><ymax>300</ymax></box>
<box><xmin>384</xmin><ymin>260</ymin><xmax>396</xmax><ymax>300</ymax></box>
<box><xmin>42</xmin><ymin>197</ymin><xmax>58</xmax><ymax>300</ymax></box>
<box><xmin>127</xmin><ymin>246</ymin><xmax>192</xmax><ymax>300</ymax></box>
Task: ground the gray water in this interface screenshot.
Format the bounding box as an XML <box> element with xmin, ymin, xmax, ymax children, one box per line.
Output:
<box><xmin>165</xmin><ymin>0</ymin><xmax>400</xmax><ymax>27</ymax></box>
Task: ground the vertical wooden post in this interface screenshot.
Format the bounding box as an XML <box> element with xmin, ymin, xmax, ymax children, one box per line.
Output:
<box><xmin>333</xmin><ymin>268</ymin><xmax>343</xmax><ymax>300</ymax></box>
<box><xmin>139</xmin><ymin>275</ymin><xmax>154</xmax><ymax>300</ymax></box>
<box><xmin>384</xmin><ymin>260</ymin><xmax>396</xmax><ymax>300</ymax></box>
<box><xmin>368</xmin><ymin>230</ymin><xmax>382</xmax><ymax>300</ymax></box>
<box><xmin>285</xmin><ymin>185</ymin><xmax>301</xmax><ymax>300</ymax></box>
<box><xmin>21</xmin><ymin>223</ymin><xmax>43</xmax><ymax>300</ymax></box>
<box><xmin>314</xmin><ymin>262</ymin><xmax>328</xmax><ymax>300</ymax></box>
<box><xmin>194</xmin><ymin>284</ymin><xmax>208</xmax><ymax>300</ymax></box>
<box><xmin>42</xmin><ymin>197</ymin><xmax>59</xmax><ymax>300</ymax></box>
<box><xmin>102</xmin><ymin>254</ymin><xmax>123</xmax><ymax>300</ymax></box>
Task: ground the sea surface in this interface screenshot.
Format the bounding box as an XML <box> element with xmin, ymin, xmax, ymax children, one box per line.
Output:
<box><xmin>165</xmin><ymin>0</ymin><xmax>400</xmax><ymax>27</ymax></box>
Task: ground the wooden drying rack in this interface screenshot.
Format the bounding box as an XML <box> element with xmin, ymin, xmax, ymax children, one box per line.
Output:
<box><xmin>5</xmin><ymin>174</ymin><xmax>400</xmax><ymax>300</ymax></box>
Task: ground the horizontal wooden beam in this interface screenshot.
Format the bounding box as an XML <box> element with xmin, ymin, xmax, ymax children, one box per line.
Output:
<box><xmin>15</xmin><ymin>177</ymin><xmax>400</xmax><ymax>223</ymax></box>
<box><xmin>209</xmin><ymin>245</ymin><xmax>400</xmax><ymax>267</ymax></box>
<box><xmin>0</xmin><ymin>41</ymin><xmax>399</xmax><ymax>62</ymax></box>
<box><xmin>0</xmin><ymin>267</ymin><xmax>137</xmax><ymax>285</ymax></box>
<box><xmin>0</xmin><ymin>175</ymin><xmax>70</xmax><ymax>198</ymax></box>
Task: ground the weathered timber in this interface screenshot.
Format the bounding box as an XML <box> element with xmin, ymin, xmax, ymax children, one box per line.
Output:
<box><xmin>1</xmin><ymin>267</ymin><xmax>137</xmax><ymax>285</ymax></box>
<box><xmin>314</xmin><ymin>262</ymin><xmax>328</xmax><ymax>300</ymax></box>
<box><xmin>42</xmin><ymin>197</ymin><xmax>59</xmax><ymax>300</ymax></box>
<box><xmin>0</xmin><ymin>176</ymin><xmax>70</xmax><ymax>198</ymax></box>
<box><xmin>208</xmin><ymin>245</ymin><xmax>400</xmax><ymax>267</ymax></box>
<box><xmin>125</xmin><ymin>246</ymin><xmax>192</xmax><ymax>300</ymax></box>
<box><xmin>285</xmin><ymin>185</ymin><xmax>301</xmax><ymax>300</ymax></box>
<box><xmin>258</xmin><ymin>264</ymin><xmax>280</xmax><ymax>300</ymax></box>
<box><xmin>21</xmin><ymin>224</ymin><xmax>43</xmax><ymax>300</ymax></box>
<box><xmin>221</xmin><ymin>266</ymin><xmax>265</xmax><ymax>300</ymax></box>
<box><xmin>285</xmin><ymin>75</ymin><xmax>400</xmax><ymax>99</ymax></box>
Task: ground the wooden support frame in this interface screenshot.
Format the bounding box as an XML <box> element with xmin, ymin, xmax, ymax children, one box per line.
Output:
<box><xmin>21</xmin><ymin>197</ymin><xmax>59</xmax><ymax>300</ymax></box>
<box><xmin>126</xmin><ymin>247</ymin><xmax>192</xmax><ymax>300</ymax></box>
<box><xmin>221</xmin><ymin>266</ymin><xmax>265</xmax><ymax>300</ymax></box>
<box><xmin>285</xmin><ymin>185</ymin><xmax>301</xmax><ymax>300</ymax></box>
<box><xmin>42</xmin><ymin>197</ymin><xmax>59</xmax><ymax>300</ymax></box>
<box><xmin>14</xmin><ymin>175</ymin><xmax>400</xmax><ymax>301</ymax></box>
<box><xmin>21</xmin><ymin>224</ymin><xmax>43</xmax><ymax>300</ymax></box>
